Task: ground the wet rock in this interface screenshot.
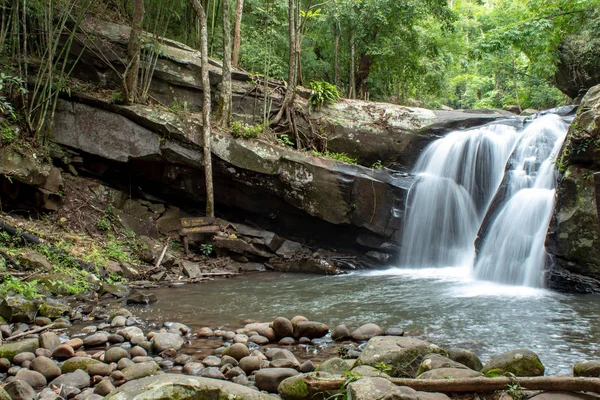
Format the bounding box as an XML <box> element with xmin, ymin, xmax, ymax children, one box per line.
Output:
<box><xmin>110</xmin><ymin>308</ymin><xmax>133</xmax><ymax>320</ymax></box>
<box><xmin>109</xmin><ymin>334</ymin><xmax>125</xmax><ymax>344</ymax></box>
<box><xmin>317</xmin><ymin>357</ymin><xmax>350</xmax><ymax>375</ymax></box>
<box><xmin>417</xmin><ymin>367</ymin><xmax>483</xmax><ymax>379</ymax></box>
<box><xmin>300</xmin><ymin>360</ymin><xmax>316</xmax><ymax>373</ymax></box>
<box><xmin>130</xmin><ymin>346</ymin><xmax>147</xmax><ymax>358</ymax></box>
<box><xmin>62</xmin><ymin>357</ymin><xmax>103</xmax><ymax>373</ymax></box>
<box><xmin>0</xmin><ymin>357</ymin><xmax>11</xmax><ymax>372</ymax></box>
<box><xmin>197</xmin><ymin>327</ymin><xmax>215</xmax><ymax>338</ymax></box>
<box><xmin>35</xmin><ymin>348</ymin><xmax>52</xmax><ymax>358</ymax></box>
<box><xmin>224</xmin><ymin>366</ymin><xmax>246</xmax><ymax>379</ymax></box>
<box><xmin>35</xmin><ymin>317</ymin><xmax>52</xmax><ymax>326</ymax></box>
<box><xmin>239</xmin><ymin>356</ymin><xmax>263</xmax><ymax>374</ymax></box>
<box><xmin>0</xmin><ymin>296</ymin><xmax>39</xmax><ymax>323</ymax></box>
<box><xmin>249</xmin><ymin>335</ymin><xmax>269</xmax><ymax>345</ymax></box>
<box><xmin>331</xmin><ymin>325</ymin><xmax>350</xmax><ymax>341</ymax></box>
<box><xmin>40</xmin><ymin>332</ymin><xmax>61</xmax><ymax>352</ymax></box>
<box><xmin>270</xmin><ymin>349</ymin><xmax>300</xmax><ymax>369</ymax></box>
<box><xmin>293</xmin><ymin>321</ymin><xmax>329</xmax><ymax>339</ymax></box>
<box><xmin>255</xmin><ymin>368</ymin><xmax>299</xmax><ymax>393</ymax></box>
<box><xmin>118</xmin><ymin>358</ymin><xmax>135</xmax><ymax>370</ymax></box>
<box><xmin>348</xmin><ymin>377</ymin><xmax>396</xmax><ymax>400</ymax></box>
<box><xmin>100</xmin><ymin>283</ymin><xmax>131</xmax><ymax>299</ymax></box>
<box><xmin>105</xmin><ymin>347</ymin><xmax>129</xmax><ymax>363</ymax></box>
<box><xmin>4</xmin><ymin>380</ymin><xmax>37</xmax><ymax>400</ymax></box>
<box><xmin>182</xmin><ymin>362</ymin><xmax>204</xmax><ymax>375</ymax></box>
<box><xmin>291</xmin><ymin>316</ymin><xmax>308</xmax><ymax>326</ymax></box>
<box><xmin>233</xmin><ymin>334</ymin><xmax>249</xmax><ymax>343</ymax></box>
<box><xmin>83</xmin><ymin>332</ymin><xmax>109</xmax><ymax>348</ymax></box>
<box><xmin>118</xmin><ymin>327</ymin><xmax>145</xmax><ymax>342</ymax></box>
<box><xmin>279</xmin><ymin>337</ymin><xmax>296</xmax><ymax>346</ymax></box>
<box><xmin>152</xmin><ymin>332</ymin><xmax>184</xmax><ymax>352</ymax></box>
<box><xmin>111</xmin><ymin>316</ymin><xmax>127</xmax><ymax>327</ymax></box>
<box><xmin>573</xmin><ymin>360</ymin><xmax>600</xmax><ymax>377</ymax></box>
<box><xmin>356</xmin><ymin>336</ymin><xmax>446</xmax><ymax>378</ymax></box>
<box><xmin>200</xmin><ymin>366</ymin><xmax>226</xmax><ymax>380</ymax></box>
<box><xmin>65</xmin><ymin>338</ymin><xmax>84</xmax><ymax>350</ymax></box>
<box><xmin>202</xmin><ymin>356</ymin><xmax>221</xmax><ymax>367</ymax></box>
<box><xmin>52</xmin><ymin>344</ymin><xmax>75</xmax><ymax>359</ymax></box>
<box><xmin>482</xmin><ymin>349</ymin><xmax>545</xmax><ymax>377</ymax></box>
<box><xmin>0</xmin><ymin>338</ymin><xmax>39</xmax><ymax>362</ymax></box>
<box><xmin>94</xmin><ymin>378</ymin><xmax>116</xmax><ymax>396</ymax></box>
<box><xmin>39</xmin><ymin>300</ymin><xmax>71</xmax><ymax>319</ymax></box>
<box><xmin>273</xmin><ymin>317</ymin><xmax>294</xmax><ymax>339</ymax></box>
<box><xmin>350</xmin><ymin>323</ymin><xmax>384</xmax><ymax>341</ymax></box>
<box><xmin>31</xmin><ymin>356</ymin><xmax>61</xmax><ymax>380</ymax></box>
<box><xmin>446</xmin><ymin>348</ymin><xmax>483</xmax><ymax>371</ymax></box>
<box><xmin>103</xmin><ymin>373</ymin><xmax>278</xmax><ymax>399</ymax></box>
<box><xmin>223</xmin><ymin>343</ymin><xmax>250</xmax><ymax>361</ymax></box>
<box><xmin>51</xmin><ymin>369</ymin><xmax>91</xmax><ymax>389</ymax></box>
<box><xmin>127</xmin><ymin>291</ymin><xmax>158</xmax><ymax>304</ymax></box>
<box><xmin>416</xmin><ymin>354</ymin><xmax>470</xmax><ymax>376</ymax></box>
<box><xmin>122</xmin><ymin>361</ymin><xmax>161</xmax><ymax>381</ymax></box>
<box><xmin>87</xmin><ymin>363</ymin><xmax>114</xmax><ymax>377</ymax></box>
<box><xmin>15</xmin><ymin>368</ymin><xmax>47</xmax><ymax>388</ymax></box>
<box><xmin>12</xmin><ymin>352</ymin><xmax>35</xmax><ymax>365</ymax></box>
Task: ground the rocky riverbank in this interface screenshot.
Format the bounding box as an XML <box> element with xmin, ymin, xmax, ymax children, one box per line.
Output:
<box><xmin>1</xmin><ymin>293</ymin><xmax>599</xmax><ymax>400</ymax></box>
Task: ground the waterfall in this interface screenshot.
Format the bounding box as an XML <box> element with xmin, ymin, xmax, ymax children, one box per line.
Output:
<box><xmin>398</xmin><ymin>113</ymin><xmax>570</xmax><ymax>287</ymax></box>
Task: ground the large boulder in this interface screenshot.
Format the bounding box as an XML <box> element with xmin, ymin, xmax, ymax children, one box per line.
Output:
<box><xmin>0</xmin><ymin>338</ymin><xmax>39</xmax><ymax>362</ymax></box>
<box><xmin>0</xmin><ymin>296</ymin><xmax>39</xmax><ymax>323</ymax></box>
<box><xmin>104</xmin><ymin>373</ymin><xmax>279</xmax><ymax>400</ymax></box>
<box><xmin>355</xmin><ymin>336</ymin><xmax>446</xmax><ymax>378</ymax></box>
<box><xmin>293</xmin><ymin>321</ymin><xmax>329</xmax><ymax>339</ymax></box>
<box><xmin>481</xmin><ymin>349</ymin><xmax>545</xmax><ymax>377</ymax></box>
<box><xmin>555</xmin><ymin>27</ymin><xmax>600</xmax><ymax>99</ymax></box>
<box><xmin>417</xmin><ymin>368</ymin><xmax>483</xmax><ymax>379</ymax></box>
<box><xmin>573</xmin><ymin>360</ymin><xmax>600</xmax><ymax>377</ymax></box>
<box><xmin>416</xmin><ymin>354</ymin><xmax>470</xmax><ymax>376</ymax></box>
<box><xmin>255</xmin><ymin>368</ymin><xmax>299</xmax><ymax>393</ymax></box>
<box><xmin>446</xmin><ymin>348</ymin><xmax>483</xmax><ymax>372</ymax></box>
<box><xmin>547</xmin><ymin>84</ymin><xmax>600</xmax><ymax>291</ymax></box>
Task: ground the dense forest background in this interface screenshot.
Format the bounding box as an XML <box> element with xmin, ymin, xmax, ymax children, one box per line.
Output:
<box><xmin>136</xmin><ymin>0</ymin><xmax>600</xmax><ymax>110</ymax></box>
<box><xmin>1</xmin><ymin>0</ymin><xmax>600</xmax><ymax>118</ymax></box>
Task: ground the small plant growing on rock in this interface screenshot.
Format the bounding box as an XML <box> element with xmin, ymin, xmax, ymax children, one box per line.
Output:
<box><xmin>505</xmin><ymin>382</ymin><xmax>525</xmax><ymax>400</ymax></box>
<box><xmin>276</xmin><ymin>134</ymin><xmax>295</xmax><ymax>147</ymax></box>
<box><xmin>309</xmin><ymin>81</ymin><xmax>340</xmax><ymax>111</ymax></box>
<box><xmin>109</xmin><ymin>90</ymin><xmax>126</xmax><ymax>105</ymax></box>
<box><xmin>200</xmin><ymin>243</ymin><xmax>214</xmax><ymax>256</ymax></box>
<box><xmin>231</xmin><ymin>121</ymin><xmax>263</xmax><ymax>139</ymax></box>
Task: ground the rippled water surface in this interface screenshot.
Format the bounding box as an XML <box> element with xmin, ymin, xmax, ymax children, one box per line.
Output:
<box><xmin>129</xmin><ymin>268</ymin><xmax>600</xmax><ymax>375</ymax></box>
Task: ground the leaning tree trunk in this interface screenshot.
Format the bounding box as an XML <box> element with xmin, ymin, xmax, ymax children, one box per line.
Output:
<box><xmin>123</xmin><ymin>0</ymin><xmax>144</xmax><ymax>104</ymax></box>
<box><xmin>232</xmin><ymin>0</ymin><xmax>243</xmax><ymax>68</ymax></box>
<box><xmin>189</xmin><ymin>0</ymin><xmax>215</xmax><ymax>218</ymax></box>
<box><xmin>218</xmin><ymin>0</ymin><xmax>232</xmax><ymax>127</ymax></box>
<box><xmin>271</xmin><ymin>0</ymin><xmax>297</xmax><ymax>127</ymax></box>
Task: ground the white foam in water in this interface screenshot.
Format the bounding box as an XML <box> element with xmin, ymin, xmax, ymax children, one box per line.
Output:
<box><xmin>397</xmin><ymin>113</ymin><xmax>570</xmax><ymax>288</ymax></box>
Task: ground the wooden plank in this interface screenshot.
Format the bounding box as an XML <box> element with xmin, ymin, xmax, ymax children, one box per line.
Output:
<box><xmin>181</xmin><ymin>225</ymin><xmax>221</xmax><ymax>235</ymax></box>
<box><xmin>595</xmin><ymin>172</ymin><xmax>600</xmax><ymax>230</ymax></box>
<box><xmin>181</xmin><ymin>217</ymin><xmax>216</xmax><ymax>228</ymax></box>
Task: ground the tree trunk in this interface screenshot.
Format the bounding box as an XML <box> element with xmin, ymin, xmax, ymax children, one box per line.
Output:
<box><xmin>232</xmin><ymin>0</ymin><xmax>243</xmax><ymax>67</ymax></box>
<box><xmin>357</xmin><ymin>52</ymin><xmax>373</xmax><ymax>100</ymax></box>
<box><xmin>305</xmin><ymin>376</ymin><xmax>600</xmax><ymax>395</ymax></box>
<box><xmin>123</xmin><ymin>0</ymin><xmax>144</xmax><ymax>104</ymax></box>
<box><xmin>348</xmin><ymin>30</ymin><xmax>355</xmax><ymax>99</ymax></box>
<box><xmin>334</xmin><ymin>29</ymin><xmax>340</xmax><ymax>88</ymax></box>
<box><xmin>189</xmin><ymin>0</ymin><xmax>215</xmax><ymax>218</ymax></box>
<box><xmin>271</xmin><ymin>0</ymin><xmax>297</xmax><ymax>126</ymax></box>
<box><xmin>218</xmin><ymin>0</ymin><xmax>232</xmax><ymax>127</ymax></box>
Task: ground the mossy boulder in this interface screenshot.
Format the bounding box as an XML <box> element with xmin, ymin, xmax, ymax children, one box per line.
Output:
<box><xmin>278</xmin><ymin>372</ymin><xmax>336</xmax><ymax>400</ymax></box>
<box><xmin>482</xmin><ymin>349</ymin><xmax>545</xmax><ymax>377</ymax></box>
<box><xmin>573</xmin><ymin>360</ymin><xmax>600</xmax><ymax>377</ymax></box>
<box><xmin>61</xmin><ymin>356</ymin><xmax>103</xmax><ymax>373</ymax></box>
<box><xmin>417</xmin><ymin>368</ymin><xmax>483</xmax><ymax>379</ymax></box>
<box><xmin>105</xmin><ymin>373</ymin><xmax>279</xmax><ymax>400</ymax></box>
<box><xmin>39</xmin><ymin>300</ymin><xmax>71</xmax><ymax>319</ymax></box>
<box><xmin>355</xmin><ymin>336</ymin><xmax>446</xmax><ymax>378</ymax></box>
<box><xmin>416</xmin><ymin>354</ymin><xmax>471</xmax><ymax>376</ymax></box>
<box><xmin>0</xmin><ymin>338</ymin><xmax>40</xmax><ymax>361</ymax></box>
<box><xmin>446</xmin><ymin>348</ymin><xmax>483</xmax><ymax>371</ymax></box>
<box><xmin>0</xmin><ymin>296</ymin><xmax>40</xmax><ymax>323</ymax></box>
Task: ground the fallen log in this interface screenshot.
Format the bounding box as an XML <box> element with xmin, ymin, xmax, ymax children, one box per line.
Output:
<box><xmin>304</xmin><ymin>376</ymin><xmax>600</xmax><ymax>394</ymax></box>
<box><xmin>6</xmin><ymin>324</ymin><xmax>56</xmax><ymax>342</ymax></box>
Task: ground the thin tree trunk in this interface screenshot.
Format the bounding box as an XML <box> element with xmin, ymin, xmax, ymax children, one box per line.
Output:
<box><xmin>305</xmin><ymin>376</ymin><xmax>600</xmax><ymax>394</ymax></box>
<box><xmin>189</xmin><ymin>0</ymin><xmax>215</xmax><ymax>218</ymax></box>
<box><xmin>334</xmin><ymin>28</ymin><xmax>340</xmax><ymax>88</ymax></box>
<box><xmin>123</xmin><ymin>0</ymin><xmax>144</xmax><ymax>104</ymax></box>
<box><xmin>348</xmin><ymin>30</ymin><xmax>355</xmax><ymax>99</ymax></box>
<box><xmin>511</xmin><ymin>47</ymin><xmax>521</xmax><ymax>113</ymax></box>
<box><xmin>232</xmin><ymin>0</ymin><xmax>243</xmax><ymax>67</ymax></box>
<box><xmin>271</xmin><ymin>0</ymin><xmax>297</xmax><ymax>126</ymax></box>
<box><xmin>357</xmin><ymin>52</ymin><xmax>373</xmax><ymax>100</ymax></box>
<box><xmin>218</xmin><ymin>0</ymin><xmax>232</xmax><ymax>127</ymax></box>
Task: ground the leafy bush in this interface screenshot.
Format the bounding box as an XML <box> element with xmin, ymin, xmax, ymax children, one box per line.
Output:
<box><xmin>109</xmin><ymin>91</ymin><xmax>126</xmax><ymax>105</ymax></box>
<box><xmin>0</xmin><ymin>73</ymin><xmax>27</xmax><ymax>121</ymax></box>
<box><xmin>231</xmin><ymin>121</ymin><xmax>263</xmax><ymax>139</ymax></box>
<box><xmin>309</xmin><ymin>81</ymin><xmax>341</xmax><ymax>111</ymax></box>
<box><xmin>313</xmin><ymin>150</ymin><xmax>357</xmax><ymax>164</ymax></box>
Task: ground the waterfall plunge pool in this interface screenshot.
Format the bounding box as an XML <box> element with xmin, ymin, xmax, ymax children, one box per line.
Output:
<box><xmin>129</xmin><ymin>270</ymin><xmax>600</xmax><ymax>376</ymax></box>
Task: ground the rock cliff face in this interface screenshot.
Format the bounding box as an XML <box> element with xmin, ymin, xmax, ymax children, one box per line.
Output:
<box><xmin>546</xmin><ymin>85</ymin><xmax>600</xmax><ymax>292</ymax></box>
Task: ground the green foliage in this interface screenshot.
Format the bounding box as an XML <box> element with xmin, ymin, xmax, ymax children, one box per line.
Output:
<box><xmin>325</xmin><ymin>370</ymin><xmax>363</xmax><ymax>400</ymax></box>
<box><xmin>313</xmin><ymin>150</ymin><xmax>357</xmax><ymax>165</ymax></box>
<box><xmin>372</xmin><ymin>160</ymin><xmax>383</xmax><ymax>169</ymax></box>
<box><xmin>96</xmin><ymin>216</ymin><xmax>111</xmax><ymax>232</ymax></box>
<box><xmin>506</xmin><ymin>382</ymin><xmax>526</xmax><ymax>400</ymax></box>
<box><xmin>0</xmin><ymin>73</ymin><xmax>27</xmax><ymax>121</ymax></box>
<box><xmin>276</xmin><ymin>134</ymin><xmax>295</xmax><ymax>147</ymax></box>
<box><xmin>168</xmin><ymin>100</ymin><xmax>189</xmax><ymax>115</ymax></box>
<box><xmin>374</xmin><ymin>361</ymin><xmax>393</xmax><ymax>374</ymax></box>
<box><xmin>200</xmin><ymin>244</ymin><xmax>214</xmax><ymax>257</ymax></box>
<box><xmin>0</xmin><ymin>277</ymin><xmax>40</xmax><ymax>299</ymax></box>
<box><xmin>309</xmin><ymin>81</ymin><xmax>341</xmax><ymax>111</ymax></box>
<box><xmin>231</xmin><ymin>121</ymin><xmax>263</xmax><ymax>139</ymax></box>
<box><xmin>109</xmin><ymin>91</ymin><xmax>126</xmax><ymax>105</ymax></box>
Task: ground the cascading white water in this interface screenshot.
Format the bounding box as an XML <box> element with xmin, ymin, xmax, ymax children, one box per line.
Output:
<box><xmin>475</xmin><ymin>114</ymin><xmax>569</xmax><ymax>286</ymax></box>
<box><xmin>399</xmin><ymin>113</ymin><xmax>570</xmax><ymax>287</ymax></box>
<box><xmin>399</xmin><ymin>124</ymin><xmax>520</xmax><ymax>268</ymax></box>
